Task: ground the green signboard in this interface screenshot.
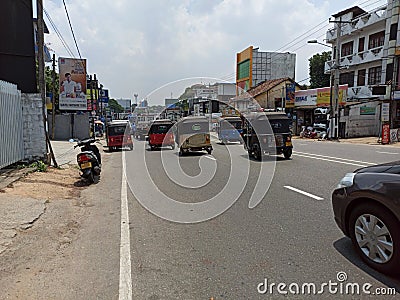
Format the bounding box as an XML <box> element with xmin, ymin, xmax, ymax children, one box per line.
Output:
<box><xmin>360</xmin><ymin>106</ymin><xmax>376</xmax><ymax>115</ymax></box>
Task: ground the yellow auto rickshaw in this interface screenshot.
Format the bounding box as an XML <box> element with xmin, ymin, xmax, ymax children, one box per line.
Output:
<box><xmin>174</xmin><ymin>116</ymin><xmax>212</xmax><ymax>156</ymax></box>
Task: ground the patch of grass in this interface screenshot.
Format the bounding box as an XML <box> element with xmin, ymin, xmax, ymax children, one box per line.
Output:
<box><xmin>29</xmin><ymin>160</ymin><xmax>48</xmax><ymax>172</ymax></box>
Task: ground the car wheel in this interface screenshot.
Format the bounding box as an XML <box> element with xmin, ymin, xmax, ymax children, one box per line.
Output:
<box><xmin>179</xmin><ymin>147</ymin><xmax>185</xmax><ymax>156</ymax></box>
<box><xmin>170</xmin><ymin>144</ymin><xmax>175</xmax><ymax>150</ymax></box>
<box><xmin>349</xmin><ymin>203</ymin><xmax>400</xmax><ymax>275</ymax></box>
<box><xmin>253</xmin><ymin>145</ymin><xmax>262</xmax><ymax>161</ymax></box>
<box><xmin>283</xmin><ymin>148</ymin><xmax>292</xmax><ymax>159</ymax></box>
<box><xmin>206</xmin><ymin>148</ymin><xmax>212</xmax><ymax>155</ymax></box>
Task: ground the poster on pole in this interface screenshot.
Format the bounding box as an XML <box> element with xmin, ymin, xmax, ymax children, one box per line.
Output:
<box><xmin>58</xmin><ymin>57</ymin><xmax>87</xmax><ymax>110</ymax></box>
<box><xmin>381</xmin><ymin>102</ymin><xmax>390</xmax><ymax>122</ymax></box>
<box><xmin>285</xmin><ymin>83</ymin><xmax>295</xmax><ymax>108</ymax></box>
<box><xmin>382</xmin><ymin>124</ymin><xmax>390</xmax><ymax>144</ymax></box>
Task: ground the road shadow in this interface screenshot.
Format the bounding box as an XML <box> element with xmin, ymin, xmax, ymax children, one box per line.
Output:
<box><xmin>333</xmin><ymin>237</ymin><xmax>400</xmax><ymax>292</ymax></box>
<box><xmin>239</xmin><ymin>154</ymin><xmax>289</xmax><ymax>163</ymax></box>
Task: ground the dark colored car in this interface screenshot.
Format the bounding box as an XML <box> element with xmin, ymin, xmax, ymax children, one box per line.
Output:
<box><xmin>332</xmin><ymin>161</ymin><xmax>400</xmax><ymax>276</ymax></box>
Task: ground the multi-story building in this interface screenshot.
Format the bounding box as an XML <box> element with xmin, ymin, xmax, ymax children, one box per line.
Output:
<box><xmin>236</xmin><ymin>46</ymin><xmax>296</xmax><ymax>95</ymax></box>
<box><xmin>325</xmin><ymin>2</ymin><xmax>400</xmax><ymax>137</ymax></box>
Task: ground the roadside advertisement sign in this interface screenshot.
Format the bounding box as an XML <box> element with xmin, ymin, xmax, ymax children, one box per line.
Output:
<box><xmin>295</xmin><ymin>89</ymin><xmax>317</xmax><ymax>107</ymax></box>
<box><xmin>382</xmin><ymin>124</ymin><xmax>390</xmax><ymax>144</ymax></box>
<box><xmin>285</xmin><ymin>83</ymin><xmax>295</xmax><ymax>108</ymax></box>
<box><xmin>316</xmin><ymin>84</ymin><xmax>347</xmax><ymax>107</ymax></box>
<box><xmin>381</xmin><ymin>102</ymin><xmax>390</xmax><ymax>122</ymax></box>
<box><xmin>58</xmin><ymin>57</ymin><xmax>87</xmax><ymax>110</ymax></box>
<box><xmin>360</xmin><ymin>106</ymin><xmax>376</xmax><ymax>115</ymax></box>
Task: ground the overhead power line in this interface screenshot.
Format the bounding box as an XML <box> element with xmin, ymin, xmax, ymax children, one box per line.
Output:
<box><xmin>43</xmin><ymin>8</ymin><xmax>76</xmax><ymax>58</ymax></box>
<box><xmin>62</xmin><ymin>0</ymin><xmax>82</xmax><ymax>59</ymax></box>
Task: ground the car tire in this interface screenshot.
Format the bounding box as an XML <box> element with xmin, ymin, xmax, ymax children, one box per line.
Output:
<box><xmin>206</xmin><ymin>148</ymin><xmax>212</xmax><ymax>155</ymax></box>
<box><xmin>170</xmin><ymin>144</ymin><xmax>175</xmax><ymax>150</ymax></box>
<box><xmin>348</xmin><ymin>203</ymin><xmax>400</xmax><ymax>275</ymax></box>
<box><xmin>283</xmin><ymin>148</ymin><xmax>292</xmax><ymax>159</ymax></box>
<box><xmin>253</xmin><ymin>145</ymin><xmax>262</xmax><ymax>161</ymax></box>
<box><xmin>179</xmin><ymin>147</ymin><xmax>185</xmax><ymax>156</ymax></box>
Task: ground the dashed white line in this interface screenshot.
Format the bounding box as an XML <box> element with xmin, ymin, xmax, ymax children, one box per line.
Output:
<box><xmin>284</xmin><ymin>186</ymin><xmax>324</xmax><ymax>201</ymax></box>
<box><xmin>292</xmin><ymin>151</ymin><xmax>376</xmax><ymax>167</ymax></box>
<box><xmin>204</xmin><ymin>155</ymin><xmax>216</xmax><ymax>161</ymax></box>
<box><xmin>119</xmin><ymin>151</ymin><xmax>132</xmax><ymax>300</ymax></box>
<box><xmin>377</xmin><ymin>151</ymin><xmax>399</xmax><ymax>155</ymax></box>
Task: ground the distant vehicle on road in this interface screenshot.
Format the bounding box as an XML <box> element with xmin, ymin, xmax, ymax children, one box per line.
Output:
<box><xmin>175</xmin><ymin>116</ymin><xmax>212</xmax><ymax>156</ymax></box>
<box><xmin>147</xmin><ymin>119</ymin><xmax>175</xmax><ymax>150</ymax></box>
<box><xmin>105</xmin><ymin>120</ymin><xmax>133</xmax><ymax>151</ymax></box>
<box><xmin>216</xmin><ymin>116</ymin><xmax>243</xmax><ymax>144</ymax></box>
<box><xmin>242</xmin><ymin>112</ymin><xmax>293</xmax><ymax>160</ymax></box>
<box><xmin>332</xmin><ymin>161</ymin><xmax>400</xmax><ymax>275</ymax></box>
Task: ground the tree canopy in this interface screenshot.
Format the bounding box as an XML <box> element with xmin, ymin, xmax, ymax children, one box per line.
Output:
<box><xmin>309</xmin><ymin>51</ymin><xmax>331</xmax><ymax>89</ymax></box>
<box><xmin>108</xmin><ymin>98</ymin><xmax>124</xmax><ymax>113</ymax></box>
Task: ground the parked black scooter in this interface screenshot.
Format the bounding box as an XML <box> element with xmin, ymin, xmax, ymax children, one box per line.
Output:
<box><xmin>75</xmin><ymin>138</ymin><xmax>101</xmax><ymax>184</ymax></box>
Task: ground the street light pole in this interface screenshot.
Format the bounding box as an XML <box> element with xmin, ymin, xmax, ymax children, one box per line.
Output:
<box><xmin>332</xmin><ymin>17</ymin><xmax>342</xmax><ymax>140</ymax></box>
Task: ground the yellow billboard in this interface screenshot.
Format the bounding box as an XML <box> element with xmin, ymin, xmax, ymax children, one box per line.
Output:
<box><xmin>316</xmin><ymin>85</ymin><xmax>347</xmax><ymax>107</ymax></box>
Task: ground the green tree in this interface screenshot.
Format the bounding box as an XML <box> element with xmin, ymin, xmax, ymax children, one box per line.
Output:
<box><xmin>108</xmin><ymin>98</ymin><xmax>124</xmax><ymax>113</ymax></box>
<box><xmin>309</xmin><ymin>51</ymin><xmax>331</xmax><ymax>89</ymax></box>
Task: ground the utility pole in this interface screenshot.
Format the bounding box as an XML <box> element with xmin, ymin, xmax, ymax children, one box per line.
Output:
<box><xmin>331</xmin><ymin>17</ymin><xmax>342</xmax><ymax>140</ymax></box>
<box><xmin>89</xmin><ymin>75</ymin><xmax>95</xmax><ymax>137</ymax></box>
<box><xmin>51</xmin><ymin>53</ymin><xmax>56</xmax><ymax>139</ymax></box>
<box><xmin>37</xmin><ymin>0</ymin><xmax>57</xmax><ymax>167</ymax></box>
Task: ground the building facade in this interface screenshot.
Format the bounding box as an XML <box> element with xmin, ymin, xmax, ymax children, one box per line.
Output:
<box><xmin>325</xmin><ymin>2</ymin><xmax>400</xmax><ymax>137</ymax></box>
<box><xmin>236</xmin><ymin>46</ymin><xmax>296</xmax><ymax>95</ymax></box>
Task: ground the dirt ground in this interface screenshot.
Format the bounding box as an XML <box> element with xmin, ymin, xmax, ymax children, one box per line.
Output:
<box><xmin>1</xmin><ymin>165</ymin><xmax>84</xmax><ymax>200</ymax></box>
<box><xmin>0</xmin><ymin>165</ymin><xmax>93</xmax><ymax>299</ymax></box>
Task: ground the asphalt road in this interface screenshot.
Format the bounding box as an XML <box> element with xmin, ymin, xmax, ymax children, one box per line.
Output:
<box><xmin>122</xmin><ymin>137</ymin><xmax>400</xmax><ymax>299</ymax></box>
<box><xmin>3</xmin><ymin>137</ymin><xmax>398</xmax><ymax>299</ymax></box>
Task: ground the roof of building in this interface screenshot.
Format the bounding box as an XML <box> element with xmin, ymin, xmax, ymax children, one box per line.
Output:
<box><xmin>249</xmin><ymin>77</ymin><xmax>290</xmax><ymax>98</ymax></box>
<box><xmin>332</xmin><ymin>6</ymin><xmax>366</xmax><ymax>19</ymax></box>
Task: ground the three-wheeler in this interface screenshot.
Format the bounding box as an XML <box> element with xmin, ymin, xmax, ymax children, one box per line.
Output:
<box><xmin>147</xmin><ymin>119</ymin><xmax>175</xmax><ymax>150</ymax></box>
<box><xmin>105</xmin><ymin>120</ymin><xmax>133</xmax><ymax>151</ymax></box>
<box><xmin>174</xmin><ymin>116</ymin><xmax>213</xmax><ymax>156</ymax></box>
<box><xmin>242</xmin><ymin>112</ymin><xmax>292</xmax><ymax>160</ymax></box>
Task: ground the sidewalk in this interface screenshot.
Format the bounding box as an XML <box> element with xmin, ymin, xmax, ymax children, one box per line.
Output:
<box><xmin>0</xmin><ymin>139</ymin><xmax>87</xmax><ymax>254</ymax></box>
<box><xmin>294</xmin><ymin>135</ymin><xmax>400</xmax><ymax>147</ymax></box>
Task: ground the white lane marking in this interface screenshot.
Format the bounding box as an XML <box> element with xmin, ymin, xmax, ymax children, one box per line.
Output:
<box><xmin>284</xmin><ymin>186</ymin><xmax>324</xmax><ymax>201</ymax></box>
<box><xmin>293</xmin><ymin>153</ymin><xmax>367</xmax><ymax>167</ymax></box>
<box><xmin>377</xmin><ymin>151</ymin><xmax>399</xmax><ymax>155</ymax></box>
<box><xmin>119</xmin><ymin>151</ymin><xmax>132</xmax><ymax>300</ymax></box>
<box><xmin>294</xmin><ymin>151</ymin><xmax>376</xmax><ymax>165</ymax></box>
<box><xmin>204</xmin><ymin>155</ymin><xmax>216</xmax><ymax>161</ymax></box>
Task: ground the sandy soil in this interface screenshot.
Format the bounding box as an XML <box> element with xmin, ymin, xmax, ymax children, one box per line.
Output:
<box><xmin>1</xmin><ymin>165</ymin><xmax>85</xmax><ymax>200</ymax></box>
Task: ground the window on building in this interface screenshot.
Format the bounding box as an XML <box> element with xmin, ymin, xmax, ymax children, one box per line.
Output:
<box><xmin>390</xmin><ymin>23</ymin><xmax>398</xmax><ymax>41</ymax></box>
<box><xmin>341</xmin><ymin>41</ymin><xmax>353</xmax><ymax>57</ymax></box>
<box><xmin>368</xmin><ymin>66</ymin><xmax>382</xmax><ymax>85</ymax></box>
<box><xmin>368</xmin><ymin>31</ymin><xmax>385</xmax><ymax>49</ymax></box>
<box><xmin>357</xmin><ymin>69</ymin><xmax>366</xmax><ymax>86</ymax></box>
<box><xmin>386</xmin><ymin>63</ymin><xmax>394</xmax><ymax>83</ymax></box>
<box><xmin>358</xmin><ymin>37</ymin><xmax>365</xmax><ymax>52</ymax></box>
<box><xmin>237</xmin><ymin>59</ymin><xmax>250</xmax><ymax>80</ymax></box>
<box><xmin>339</xmin><ymin>71</ymin><xmax>355</xmax><ymax>87</ymax></box>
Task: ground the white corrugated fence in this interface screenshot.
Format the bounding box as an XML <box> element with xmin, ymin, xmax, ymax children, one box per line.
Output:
<box><xmin>0</xmin><ymin>80</ymin><xmax>24</xmax><ymax>169</ymax></box>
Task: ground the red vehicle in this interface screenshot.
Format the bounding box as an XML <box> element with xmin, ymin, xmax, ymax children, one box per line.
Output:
<box><xmin>106</xmin><ymin>120</ymin><xmax>133</xmax><ymax>151</ymax></box>
<box><xmin>147</xmin><ymin>119</ymin><xmax>175</xmax><ymax>150</ymax></box>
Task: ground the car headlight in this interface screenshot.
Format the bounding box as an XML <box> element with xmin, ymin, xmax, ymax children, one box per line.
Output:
<box><xmin>337</xmin><ymin>173</ymin><xmax>356</xmax><ymax>188</ymax></box>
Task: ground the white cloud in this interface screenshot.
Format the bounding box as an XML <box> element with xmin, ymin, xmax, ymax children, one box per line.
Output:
<box><xmin>43</xmin><ymin>0</ymin><xmax>387</xmax><ymax>104</ymax></box>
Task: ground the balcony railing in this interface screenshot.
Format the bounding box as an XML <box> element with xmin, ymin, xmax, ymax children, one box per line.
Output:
<box><xmin>324</xmin><ymin>46</ymin><xmax>384</xmax><ymax>73</ymax></box>
<box><xmin>326</xmin><ymin>6</ymin><xmax>387</xmax><ymax>42</ymax></box>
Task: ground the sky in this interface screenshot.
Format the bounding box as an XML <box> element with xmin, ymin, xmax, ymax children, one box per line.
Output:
<box><xmin>37</xmin><ymin>0</ymin><xmax>388</xmax><ymax>105</ymax></box>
